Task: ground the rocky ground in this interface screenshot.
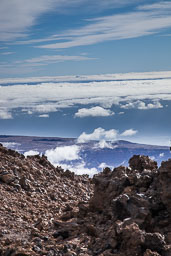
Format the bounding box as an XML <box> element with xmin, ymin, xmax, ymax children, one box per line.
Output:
<box><xmin>0</xmin><ymin>143</ymin><xmax>170</xmax><ymax>255</ymax></box>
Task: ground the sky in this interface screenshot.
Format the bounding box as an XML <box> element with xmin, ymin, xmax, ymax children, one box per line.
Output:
<box><xmin>0</xmin><ymin>0</ymin><xmax>171</xmax><ymax>146</ymax></box>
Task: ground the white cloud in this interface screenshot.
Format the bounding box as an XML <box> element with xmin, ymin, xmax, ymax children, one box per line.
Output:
<box><xmin>0</xmin><ymin>71</ymin><xmax>171</xmax><ymax>84</ymax></box>
<box><xmin>15</xmin><ymin>54</ymin><xmax>94</xmax><ymax>66</ymax></box>
<box><xmin>57</xmin><ymin>161</ymin><xmax>98</xmax><ymax>176</ymax></box>
<box><xmin>45</xmin><ymin>145</ymin><xmax>80</xmax><ymax>164</ymax></box>
<box><xmin>24</xmin><ymin>150</ymin><xmax>39</xmax><ymax>157</ymax></box>
<box><xmin>38</xmin><ymin>2</ymin><xmax>171</xmax><ymax>49</ymax></box>
<box><xmin>33</xmin><ymin>105</ymin><xmax>58</xmax><ymax>114</ymax></box>
<box><xmin>75</xmin><ymin>106</ymin><xmax>114</xmax><ymax>118</ymax></box>
<box><xmin>121</xmin><ymin>129</ymin><xmax>137</xmax><ymax>136</ymax></box>
<box><xmin>1</xmin><ymin>142</ymin><xmax>20</xmax><ymax>148</ymax></box>
<box><xmin>1</xmin><ymin>52</ymin><xmax>15</xmax><ymax>55</ymax></box>
<box><xmin>97</xmin><ymin>139</ymin><xmax>117</xmax><ymax>149</ymax></box>
<box><xmin>0</xmin><ymin>54</ymin><xmax>93</xmax><ymax>75</ymax></box>
<box><xmin>98</xmin><ymin>162</ymin><xmax>113</xmax><ymax>171</ymax></box>
<box><xmin>159</xmin><ymin>153</ymin><xmax>164</xmax><ymax>157</ymax></box>
<box><xmin>121</xmin><ymin>100</ymin><xmax>163</xmax><ymax>110</ymax></box>
<box><xmin>138</xmin><ymin>1</ymin><xmax>171</xmax><ymax>11</ymax></box>
<box><xmin>39</xmin><ymin>114</ymin><xmax>49</xmax><ymax>118</ymax></box>
<box><xmin>0</xmin><ymin>109</ymin><xmax>12</xmax><ymax>119</ymax></box>
<box><xmin>0</xmin><ymin>0</ymin><xmax>139</xmax><ymax>42</ymax></box>
<box><xmin>137</xmin><ymin>101</ymin><xmax>163</xmax><ymax>110</ymax></box>
<box><xmin>0</xmin><ymin>72</ymin><xmax>170</xmax><ymax>116</ymax></box>
<box><xmin>77</xmin><ymin>127</ymin><xmax>118</xmax><ymax>143</ymax></box>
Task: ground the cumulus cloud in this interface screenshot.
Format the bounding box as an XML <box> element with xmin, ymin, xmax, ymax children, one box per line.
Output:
<box><xmin>24</xmin><ymin>150</ymin><xmax>39</xmax><ymax>157</ymax></box>
<box><xmin>45</xmin><ymin>145</ymin><xmax>98</xmax><ymax>176</ymax></box>
<box><xmin>121</xmin><ymin>129</ymin><xmax>138</xmax><ymax>137</ymax></box>
<box><xmin>75</xmin><ymin>106</ymin><xmax>114</xmax><ymax>118</ymax></box>
<box><xmin>1</xmin><ymin>142</ymin><xmax>20</xmax><ymax>148</ymax></box>
<box><xmin>45</xmin><ymin>145</ymin><xmax>80</xmax><ymax>164</ymax></box>
<box><xmin>58</xmin><ymin>162</ymin><xmax>98</xmax><ymax>176</ymax></box>
<box><xmin>121</xmin><ymin>100</ymin><xmax>163</xmax><ymax>110</ymax></box>
<box><xmin>77</xmin><ymin>127</ymin><xmax>118</xmax><ymax>143</ymax></box>
<box><xmin>95</xmin><ymin>140</ymin><xmax>117</xmax><ymax>149</ymax></box>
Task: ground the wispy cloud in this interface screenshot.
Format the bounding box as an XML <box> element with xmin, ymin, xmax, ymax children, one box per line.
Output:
<box><xmin>0</xmin><ymin>54</ymin><xmax>94</xmax><ymax>75</ymax></box>
<box><xmin>75</xmin><ymin>106</ymin><xmax>114</xmax><ymax>118</ymax></box>
<box><xmin>16</xmin><ymin>54</ymin><xmax>94</xmax><ymax>64</ymax></box>
<box><xmin>37</xmin><ymin>2</ymin><xmax>171</xmax><ymax>49</ymax></box>
<box><xmin>1</xmin><ymin>52</ymin><xmax>15</xmax><ymax>55</ymax></box>
<box><xmin>0</xmin><ymin>0</ymin><xmax>143</xmax><ymax>42</ymax></box>
<box><xmin>120</xmin><ymin>129</ymin><xmax>137</xmax><ymax>136</ymax></box>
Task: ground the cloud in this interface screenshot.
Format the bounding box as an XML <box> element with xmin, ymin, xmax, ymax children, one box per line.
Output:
<box><xmin>39</xmin><ymin>114</ymin><xmax>49</xmax><ymax>118</ymax></box>
<box><xmin>33</xmin><ymin>105</ymin><xmax>58</xmax><ymax>114</ymax></box>
<box><xmin>77</xmin><ymin>127</ymin><xmax>118</xmax><ymax>143</ymax></box>
<box><xmin>0</xmin><ymin>54</ymin><xmax>94</xmax><ymax>76</ymax></box>
<box><xmin>24</xmin><ymin>150</ymin><xmax>39</xmax><ymax>157</ymax></box>
<box><xmin>16</xmin><ymin>54</ymin><xmax>94</xmax><ymax>65</ymax></box>
<box><xmin>38</xmin><ymin>2</ymin><xmax>171</xmax><ymax>49</ymax></box>
<box><xmin>0</xmin><ymin>109</ymin><xmax>12</xmax><ymax>119</ymax></box>
<box><xmin>1</xmin><ymin>52</ymin><xmax>15</xmax><ymax>55</ymax></box>
<box><xmin>1</xmin><ymin>71</ymin><xmax>171</xmax><ymax>84</ymax></box>
<box><xmin>56</xmin><ymin>161</ymin><xmax>98</xmax><ymax>176</ymax></box>
<box><xmin>1</xmin><ymin>142</ymin><xmax>20</xmax><ymax>148</ymax></box>
<box><xmin>97</xmin><ymin>139</ymin><xmax>117</xmax><ymax>149</ymax></box>
<box><xmin>0</xmin><ymin>72</ymin><xmax>170</xmax><ymax>116</ymax></box>
<box><xmin>0</xmin><ymin>0</ymin><xmax>140</xmax><ymax>42</ymax></box>
<box><xmin>98</xmin><ymin>162</ymin><xmax>113</xmax><ymax>171</ymax></box>
<box><xmin>121</xmin><ymin>100</ymin><xmax>163</xmax><ymax>110</ymax></box>
<box><xmin>75</xmin><ymin>106</ymin><xmax>114</xmax><ymax>118</ymax></box>
<box><xmin>45</xmin><ymin>145</ymin><xmax>81</xmax><ymax>164</ymax></box>
<box><xmin>121</xmin><ymin>129</ymin><xmax>138</xmax><ymax>136</ymax></box>
<box><xmin>45</xmin><ymin>143</ymin><xmax>98</xmax><ymax>176</ymax></box>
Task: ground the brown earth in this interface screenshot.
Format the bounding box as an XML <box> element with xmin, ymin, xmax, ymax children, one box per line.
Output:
<box><xmin>0</xmin><ymin>144</ymin><xmax>170</xmax><ymax>256</ymax></box>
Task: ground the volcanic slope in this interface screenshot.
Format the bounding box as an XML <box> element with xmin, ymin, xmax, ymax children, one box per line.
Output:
<box><xmin>0</xmin><ymin>144</ymin><xmax>170</xmax><ymax>255</ymax></box>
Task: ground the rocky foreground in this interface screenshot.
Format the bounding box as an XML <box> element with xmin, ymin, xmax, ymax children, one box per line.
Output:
<box><xmin>0</xmin><ymin>144</ymin><xmax>170</xmax><ymax>256</ymax></box>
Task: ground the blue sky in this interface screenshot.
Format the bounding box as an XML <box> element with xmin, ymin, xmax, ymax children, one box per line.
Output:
<box><xmin>0</xmin><ymin>0</ymin><xmax>171</xmax><ymax>146</ymax></box>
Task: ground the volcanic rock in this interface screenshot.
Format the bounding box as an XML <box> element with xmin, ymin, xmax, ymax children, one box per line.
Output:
<box><xmin>0</xmin><ymin>144</ymin><xmax>170</xmax><ymax>255</ymax></box>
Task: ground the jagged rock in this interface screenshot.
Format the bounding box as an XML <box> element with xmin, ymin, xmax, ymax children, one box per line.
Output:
<box><xmin>158</xmin><ymin>159</ymin><xmax>171</xmax><ymax>214</ymax></box>
<box><xmin>0</xmin><ymin>146</ymin><xmax>170</xmax><ymax>256</ymax></box>
<box><xmin>129</xmin><ymin>155</ymin><xmax>158</xmax><ymax>172</ymax></box>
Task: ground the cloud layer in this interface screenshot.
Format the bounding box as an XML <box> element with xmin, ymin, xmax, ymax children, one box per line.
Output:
<box><xmin>0</xmin><ymin>72</ymin><xmax>170</xmax><ymax>119</ymax></box>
